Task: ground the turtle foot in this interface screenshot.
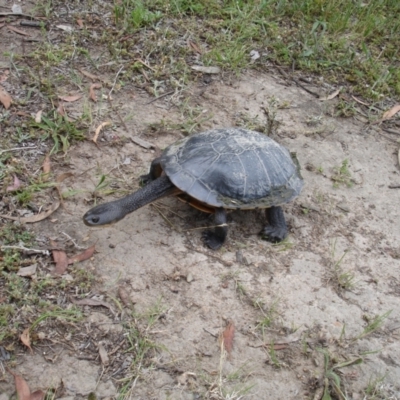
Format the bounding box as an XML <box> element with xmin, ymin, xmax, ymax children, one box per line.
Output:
<box><xmin>261</xmin><ymin>226</ymin><xmax>287</xmax><ymax>243</ymax></box>
<box><xmin>202</xmin><ymin>230</ymin><xmax>224</xmax><ymax>250</ymax></box>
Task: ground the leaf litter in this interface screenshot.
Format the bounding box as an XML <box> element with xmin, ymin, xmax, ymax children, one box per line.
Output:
<box><xmin>51</xmin><ymin>240</ymin><xmax>96</xmax><ymax>275</ymax></box>
<box><xmin>8</xmin><ymin>369</ymin><xmax>45</xmax><ymax>400</ymax></box>
<box><xmin>221</xmin><ymin>320</ymin><xmax>235</xmax><ymax>358</ymax></box>
<box><xmin>20</xmin><ymin>328</ymin><xmax>33</xmax><ymax>353</ymax></box>
<box><xmin>0</xmin><ymin>84</ymin><xmax>12</xmax><ymax>108</ymax></box>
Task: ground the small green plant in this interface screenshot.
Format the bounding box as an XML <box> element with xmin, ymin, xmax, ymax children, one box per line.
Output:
<box><xmin>363</xmin><ymin>375</ymin><xmax>390</xmax><ymax>399</ymax></box>
<box><xmin>317</xmin><ymin>348</ymin><xmax>363</xmax><ymax>400</ymax></box>
<box><xmin>329</xmin><ymin>240</ymin><xmax>356</xmax><ymax>292</ymax></box>
<box><xmin>355</xmin><ymin>310</ymin><xmax>392</xmax><ymax>341</ymax></box>
<box><xmin>255</xmin><ymin>298</ymin><xmax>280</xmax><ymax>337</ymax></box>
<box><xmin>331</xmin><ymin>159</ymin><xmax>353</xmax><ymax>188</ymax></box>
<box><xmin>267</xmin><ymin>340</ymin><xmax>281</xmax><ymax>368</ymax></box>
<box><xmin>114</xmin><ymin>0</ymin><xmax>162</xmax><ymax>30</ymax></box>
<box><xmin>32</xmin><ymin>112</ymin><xmax>86</xmax><ymax>154</ymax></box>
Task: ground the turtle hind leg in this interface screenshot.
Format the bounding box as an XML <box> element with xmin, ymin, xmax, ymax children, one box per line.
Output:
<box><xmin>261</xmin><ymin>206</ymin><xmax>288</xmax><ymax>243</ymax></box>
<box><xmin>202</xmin><ymin>208</ymin><xmax>228</xmax><ymax>250</ymax></box>
<box><xmin>141</xmin><ymin>157</ymin><xmax>163</xmax><ymax>185</ymax></box>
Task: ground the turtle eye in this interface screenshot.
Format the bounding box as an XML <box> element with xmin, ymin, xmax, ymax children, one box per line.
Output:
<box><xmin>92</xmin><ymin>217</ymin><xmax>100</xmax><ymax>224</ymax></box>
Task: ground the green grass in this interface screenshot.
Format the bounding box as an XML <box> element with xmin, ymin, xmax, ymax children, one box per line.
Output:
<box><xmin>355</xmin><ymin>310</ymin><xmax>392</xmax><ymax>341</ymax></box>
<box><xmin>318</xmin><ymin>348</ymin><xmax>363</xmax><ymax>400</ymax></box>
<box><xmin>0</xmin><ymin>223</ymin><xmax>94</xmax><ymax>343</ymax></box>
<box><xmin>109</xmin><ymin>0</ymin><xmax>400</xmax><ymax>101</ymax></box>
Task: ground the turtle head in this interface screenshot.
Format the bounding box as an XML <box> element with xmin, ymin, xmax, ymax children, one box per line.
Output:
<box><xmin>83</xmin><ymin>202</ymin><xmax>126</xmax><ymax>226</ymax></box>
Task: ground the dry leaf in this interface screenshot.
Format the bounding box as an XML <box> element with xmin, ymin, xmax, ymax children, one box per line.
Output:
<box><xmin>35</xmin><ymin>110</ymin><xmax>42</xmax><ymax>123</ymax></box>
<box><xmin>50</xmin><ymin>239</ymin><xmax>68</xmax><ymax>275</ymax></box>
<box><xmin>55</xmin><ymin>172</ymin><xmax>73</xmax><ymax>209</ymax></box>
<box><xmin>98</xmin><ymin>343</ymin><xmax>109</xmax><ymax>365</ymax></box>
<box><xmin>13</xmin><ymin>201</ymin><xmax>59</xmax><ymax>223</ymax></box>
<box><xmin>17</xmin><ymin>264</ymin><xmax>37</xmax><ymax>277</ymax></box>
<box><xmin>56</xmin><ymin>102</ymin><xmax>66</xmax><ymax>116</ymax></box>
<box><xmin>221</xmin><ymin>321</ymin><xmax>235</xmax><ymax>356</ymax></box>
<box><xmin>0</xmin><ymin>84</ymin><xmax>12</xmax><ymax>109</ymax></box>
<box><xmin>8</xmin><ymin>25</ymin><xmax>30</xmax><ymax>36</ymax></box>
<box><xmin>8</xmin><ymin>370</ymin><xmax>45</xmax><ymax>400</ymax></box>
<box><xmin>89</xmin><ymin>83</ymin><xmax>102</xmax><ymax>102</ymax></box>
<box><xmin>0</xmin><ymin>69</ymin><xmax>10</xmax><ymax>83</ymax></box>
<box><xmin>188</xmin><ymin>40</ymin><xmax>202</xmax><ymax>54</ymax></box>
<box><xmin>42</xmin><ymin>154</ymin><xmax>51</xmax><ymax>181</ymax></box>
<box><xmin>56</xmin><ymin>172</ymin><xmax>74</xmax><ymax>183</ymax></box>
<box><xmin>56</xmin><ymin>24</ymin><xmax>74</xmax><ymax>32</ymax></box>
<box><xmin>191</xmin><ymin>65</ymin><xmax>220</xmax><ymax>74</ymax></box>
<box><xmin>118</xmin><ymin>286</ymin><xmax>134</xmax><ymax>308</ymax></box>
<box><xmin>382</xmin><ymin>104</ymin><xmax>400</xmax><ymax>121</ymax></box>
<box><xmin>131</xmin><ymin>136</ymin><xmax>154</xmax><ymax>149</ymax></box>
<box><xmin>67</xmin><ymin>244</ymin><xmax>96</xmax><ymax>264</ymax></box>
<box><xmin>20</xmin><ymin>328</ymin><xmax>33</xmax><ymax>353</ymax></box>
<box><xmin>58</xmin><ymin>94</ymin><xmax>82</xmax><ymax>102</ymax></box>
<box><xmin>0</xmin><ymin>200</ymin><xmax>60</xmax><ymax>224</ymax></box>
<box><xmin>351</xmin><ymin>95</ymin><xmax>370</xmax><ymax>106</ymax></box>
<box><xmin>320</xmin><ymin>89</ymin><xmax>340</xmax><ymax>101</ymax></box>
<box><xmin>92</xmin><ymin>121</ymin><xmax>112</xmax><ymax>143</ymax></box>
<box><xmin>9</xmin><ymin>370</ymin><xmax>31</xmax><ymax>400</ymax></box>
<box><xmin>30</xmin><ymin>391</ymin><xmax>45</xmax><ymax>400</ymax></box>
<box><xmin>80</xmin><ymin>69</ymin><xmax>101</xmax><ymax>81</ymax></box>
<box><xmin>6</xmin><ymin>175</ymin><xmax>21</xmax><ymax>192</ymax></box>
<box><xmin>76</xmin><ymin>19</ymin><xmax>84</xmax><ymax>28</ymax></box>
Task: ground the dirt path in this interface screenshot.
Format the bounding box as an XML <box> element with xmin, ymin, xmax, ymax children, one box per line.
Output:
<box><xmin>2</xmin><ymin>69</ymin><xmax>399</xmax><ymax>399</ymax></box>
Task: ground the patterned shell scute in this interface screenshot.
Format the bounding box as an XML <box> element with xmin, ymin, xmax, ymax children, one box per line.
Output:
<box><xmin>160</xmin><ymin>128</ymin><xmax>303</xmax><ymax>209</ymax></box>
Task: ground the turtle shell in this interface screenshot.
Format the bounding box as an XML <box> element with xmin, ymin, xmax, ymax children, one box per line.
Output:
<box><xmin>160</xmin><ymin>128</ymin><xmax>303</xmax><ymax>209</ymax></box>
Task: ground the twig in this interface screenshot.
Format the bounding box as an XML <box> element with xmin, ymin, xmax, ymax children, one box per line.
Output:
<box><xmin>61</xmin><ymin>232</ymin><xmax>86</xmax><ymax>250</ymax></box>
<box><xmin>187</xmin><ymin>244</ymin><xmax>233</xmax><ymax>267</ymax></box>
<box><xmin>203</xmin><ymin>328</ymin><xmax>218</xmax><ymax>338</ymax></box>
<box><xmin>151</xmin><ymin>203</ymin><xmax>179</xmax><ymax>231</ymax></box>
<box><xmin>276</xmin><ymin>66</ymin><xmax>320</xmax><ymax>98</ymax></box>
<box><xmin>1</xmin><ymin>245</ymin><xmax>50</xmax><ymax>256</ymax></box>
<box><xmin>135</xmin><ymin>58</ymin><xmax>156</xmax><ymax>72</ymax></box>
<box><xmin>108</xmin><ymin>65</ymin><xmax>124</xmax><ymax>98</ymax></box>
<box><xmin>107</xmin><ymin>95</ymin><xmax>128</xmax><ymax>132</ymax></box>
<box><xmin>20</xmin><ymin>20</ymin><xmax>42</xmax><ymax>28</ymax></box>
<box><xmin>185</xmin><ymin>223</ymin><xmax>228</xmax><ymax>231</ymax></box>
<box><xmin>0</xmin><ymin>146</ymin><xmax>37</xmax><ymax>155</ymax></box>
<box><xmin>388</xmin><ymin>184</ymin><xmax>400</xmax><ymax>189</ymax></box>
<box><xmin>145</xmin><ymin>90</ymin><xmax>175</xmax><ymax>105</ymax></box>
<box><xmin>0</xmin><ymin>12</ymin><xmax>35</xmax><ymax>18</ymax></box>
<box><xmin>382</xmin><ymin>128</ymin><xmax>400</xmax><ymax>136</ymax></box>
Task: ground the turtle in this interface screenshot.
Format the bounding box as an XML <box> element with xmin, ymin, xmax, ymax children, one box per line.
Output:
<box><xmin>83</xmin><ymin>128</ymin><xmax>303</xmax><ymax>250</ymax></box>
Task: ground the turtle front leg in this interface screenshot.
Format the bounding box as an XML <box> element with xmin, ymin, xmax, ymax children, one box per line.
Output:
<box><xmin>202</xmin><ymin>208</ymin><xmax>228</xmax><ymax>250</ymax></box>
<box><xmin>141</xmin><ymin>157</ymin><xmax>163</xmax><ymax>184</ymax></box>
<box><xmin>261</xmin><ymin>206</ymin><xmax>288</xmax><ymax>243</ymax></box>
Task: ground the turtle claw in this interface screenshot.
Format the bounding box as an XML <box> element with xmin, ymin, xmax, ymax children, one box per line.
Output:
<box><xmin>261</xmin><ymin>226</ymin><xmax>287</xmax><ymax>243</ymax></box>
<box><xmin>202</xmin><ymin>230</ymin><xmax>224</xmax><ymax>250</ymax></box>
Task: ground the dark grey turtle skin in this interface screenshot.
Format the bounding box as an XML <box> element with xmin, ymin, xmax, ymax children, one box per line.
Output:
<box><xmin>83</xmin><ymin>128</ymin><xmax>304</xmax><ymax>250</ymax></box>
